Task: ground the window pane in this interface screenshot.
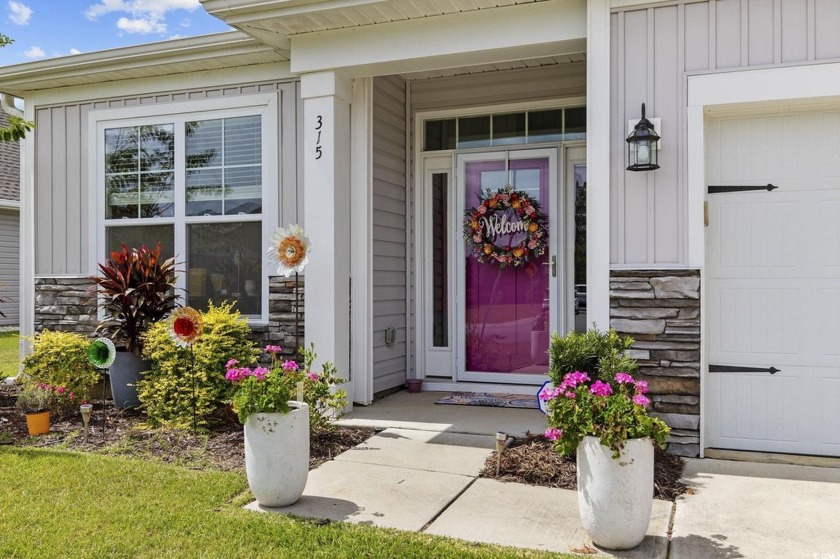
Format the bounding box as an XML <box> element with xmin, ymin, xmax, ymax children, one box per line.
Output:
<box><xmin>424</xmin><ymin>119</ymin><xmax>456</xmax><ymax>151</ymax></box>
<box><xmin>139</xmin><ymin>125</ymin><xmax>174</xmax><ymax>171</ymax></box>
<box><xmin>492</xmin><ymin>113</ymin><xmax>526</xmax><ymax>146</ymax></box>
<box><xmin>564</xmin><ymin>107</ymin><xmax>586</xmax><ymax>140</ymax></box>
<box><xmin>187</xmin><ymin>222</ymin><xmax>261</xmax><ymax>315</ymax></box>
<box><xmin>225</xmin><ymin>166</ymin><xmax>262</xmax><ymax>215</ymax></box>
<box><xmin>225</xmin><ymin>115</ymin><xmax>261</xmax><ymax>166</ymax></box>
<box><xmin>105</xmin><ymin>127</ymin><xmax>138</xmax><ymax>174</ymax></box>
<box><xmin>186</xmin><ymin>119</ymin><xmax>222</xmax><ymax>169</ymax></box>
<box><xmin>528</xmin><ymin>109</ymin><xmax>563</xmax><ymax>143</ymax></box>
<box><xmin>186</xmin><ymin>168</ymin><xmax>223</xmax><ymax>216</ymax></box>
<box><xmin>457</xmin><ymin>116</ymin><xmax>491</xmax><ymax>148</ymax></box>
<box><xmin>432</xmin><ymin>172</ymin><xmax>448</xmax><ymax>347</ymax></box>
<box><xmin>106</xmin><ymin>225</ymin><xmax>175</xmax><ymax>261</ymax></box>
<box><xmin>573</xmin><ymin>164</ymin><xmax>587</xmax><ymax>333</ymax></box>
<box><xmin>140</xmin><ymin>172</ymin><xmax>174</xmax><ymax>218</ymax></box>
<box><xmin>106</xmin><ymin>175</ymin><xmax>138</xmax><ymax>219</ymax></box>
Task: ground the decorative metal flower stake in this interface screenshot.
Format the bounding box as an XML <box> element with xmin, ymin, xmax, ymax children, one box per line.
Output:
<box><xmin>268</xmin><ymin>224</ymin><xmax>311</xmax><ymax>356</ymax></box>
<box><xmin>169</xmin><ymin>307</ymin><xmax>203</xmax><ymax>432</ymax></box>
<box><xmin>88</xmin><ymin>337</ymin><xmax>117</xmax><ymax>433</ymax></box>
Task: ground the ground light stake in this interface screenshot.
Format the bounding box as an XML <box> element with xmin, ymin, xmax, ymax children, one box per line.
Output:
<box><xmin>495</xmin><ymin>432</ymin><xmax>508</xmax><ymax>477</ymax></box>
<box><xmin>80</xmin><ymin>403</ymin><xmax>93</xmax><ymax>443</ymax></box>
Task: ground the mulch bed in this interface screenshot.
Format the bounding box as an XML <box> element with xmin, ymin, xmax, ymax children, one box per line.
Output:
<box><xmin>0</xmin><ymin>383</ymin><xmax>373</xmax><ymax>471</ymax></box>
<box><xmin>479</xmin><ymin>434</ymin><xmax>689</xmax><ymax>501</ymax></box>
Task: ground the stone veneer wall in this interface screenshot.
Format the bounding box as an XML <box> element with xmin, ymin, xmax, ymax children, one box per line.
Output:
<box><xmin>34</xmin><ymin>276</ymin><xmax>304</xmax><ymax>361</ymax></box>
<box><xmin>609</xmin><ymin>269</ymin><xmax>701</xmax><ymax>457</ymax></box>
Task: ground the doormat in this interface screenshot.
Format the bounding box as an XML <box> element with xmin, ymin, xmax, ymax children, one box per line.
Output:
<box><xmin>435</xmin><ymin>392</ymin><xmax>538</xmax><ymax>410</ymax></box>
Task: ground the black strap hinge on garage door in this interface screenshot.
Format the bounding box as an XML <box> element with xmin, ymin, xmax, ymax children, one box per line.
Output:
<box><xmin>707</xmin><ymin>183</ymin><xmax>778</xmax><ymax>194</ymax></box>
<box><xmin>709</xmin><ymin>364</ymin><xmax>780</xmax><ymax>375</ymax></box>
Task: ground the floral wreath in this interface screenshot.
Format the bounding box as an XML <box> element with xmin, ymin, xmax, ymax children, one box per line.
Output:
<box><xmin>463</xmin><ymin>186</ymin><xmax>548</xmax><ymax>268</ymax></box>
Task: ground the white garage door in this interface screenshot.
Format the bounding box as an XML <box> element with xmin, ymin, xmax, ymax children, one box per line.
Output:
<box><xmin>706</xmin><ymin>110</ymin><xmax>840</xmax><ymax>457</ymax></box>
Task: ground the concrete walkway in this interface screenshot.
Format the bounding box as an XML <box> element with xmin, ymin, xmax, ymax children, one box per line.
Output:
<box><xmin>246</xmin><ymin>391</ymin><xmax>840</xmax><ymax>558</ymax></box>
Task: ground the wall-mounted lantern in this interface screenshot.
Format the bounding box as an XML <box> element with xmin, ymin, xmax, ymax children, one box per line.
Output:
<box><xmin>626</xmin><ymin>103</ymin><xmax>660</xmax><ymax>171</ymax></box>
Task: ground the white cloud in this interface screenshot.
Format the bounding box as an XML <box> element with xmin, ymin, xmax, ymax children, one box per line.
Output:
<box><xmin>23</xmin><ymin>45</ymin><xmax>44</xmax><ymax>59</ymax></box>
<box><xmin>116</xmin><ymin>16</ymin><xmax>166</xmax><ymax>34</ymax></box>
<box><xmin>85</xmin><ymin>0</ymin><xmax>199</xmax><ymax>21</ymax></box>
<box><xmin>179</xmin><ymin>18</ymin><xmax>190</xmax><ymax>28</ymax></box>
<box><xmin>8</xmin><ymin>1</ymin><xmax>32</xmax><ymax>25</ymax></box>
<box><xmin>69</xmin><ymin>48</ymin><xmax>81</xmax><ymax>55</ymax></box>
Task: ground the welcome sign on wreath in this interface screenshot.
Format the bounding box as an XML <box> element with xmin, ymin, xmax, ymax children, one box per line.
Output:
<box><xmin>463</xmin><ymin>186</ymin><xmax>548</xmax><ymax>269</ymax></box>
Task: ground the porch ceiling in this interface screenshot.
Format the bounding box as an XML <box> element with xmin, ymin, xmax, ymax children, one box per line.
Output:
<box><xmin>397</xmin><ymin>52</ymin><xmax>585</xmax><ymax>80</ymax></box>
<box><xmin>203</xmin><ymin>0</ymin><xmax>549</xmax><ymax>48</ymax></box>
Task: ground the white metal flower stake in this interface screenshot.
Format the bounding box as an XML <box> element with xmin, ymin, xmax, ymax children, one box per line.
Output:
<box><xmin>268</xmin><ymin>224</ymin><xmax>311</xmax><ymax>355</ymax></box>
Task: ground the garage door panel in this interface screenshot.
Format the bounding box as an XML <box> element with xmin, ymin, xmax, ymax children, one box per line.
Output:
<box><xmin>715</xmin><ymin>374</ymin><xmax>800</xmax><ymax>443</ymax></box>
<box><xmin>821</xmin><ymin>379</ymin><xmax>840</xmax><ymax>448</ymax></box>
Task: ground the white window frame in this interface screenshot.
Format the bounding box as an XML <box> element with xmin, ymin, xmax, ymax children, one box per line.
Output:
<box><xmin>88</xmin><ymin>92</ymin><xmax>280</xmax><ymax>324</ymax></box>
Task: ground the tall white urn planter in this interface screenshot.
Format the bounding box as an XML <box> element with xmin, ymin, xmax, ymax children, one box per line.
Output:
<box><xmin>576</xmin><ymin>436</ymin><xmax>654</xmax><ymax>550</ymax></box>
<box><xmin>244</xmin><ymin>401</ymin><xmax>310</xmax><ymax>507</ymax></box>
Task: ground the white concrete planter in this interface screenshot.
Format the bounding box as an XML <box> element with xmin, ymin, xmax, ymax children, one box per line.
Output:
<box><xmin>244</xmin><ymin>402</ymin><xmax>310</xmax><ymax>507</ymax></box>
<box><xmin>576</xmin><ymin>436</ymin><xmax>654</xmax><ymax>550</ymax></box>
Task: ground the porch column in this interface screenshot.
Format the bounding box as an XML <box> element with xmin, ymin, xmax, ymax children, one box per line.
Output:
<box><xmin>586</xmin><ymin>0</ymin><xmax>611</xmax><ymax>329</ymax></box>
<box><xmin>301</xmin><ymin>71</ymin><xmax>352</xmax><ymax>401</ymax></box>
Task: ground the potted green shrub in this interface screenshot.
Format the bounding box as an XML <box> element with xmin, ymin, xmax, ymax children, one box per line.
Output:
<box><xmin>16</xmin><ymin>383</ymin><xmax>53</xmax><ymax>436</ymax></box>
<box><xmin>90</xmin><ymin>243</ymin><xmax>179</xmax><ymax>408</ymax></box>
<box><xmin>540</xmin><ymin>328</ymin><xmax>670</xmax><ymax>550</ymax></box>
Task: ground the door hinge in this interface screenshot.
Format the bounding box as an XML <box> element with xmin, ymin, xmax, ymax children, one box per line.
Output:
<box><xmin>708</xmin><ymin>183</ymin><xmax>778</xmax><ymax>194</ymax></box>
<box><xmin>709</xmin><ymin>364</ymin><xmax>780</xmax><ymax>375</ymax></box>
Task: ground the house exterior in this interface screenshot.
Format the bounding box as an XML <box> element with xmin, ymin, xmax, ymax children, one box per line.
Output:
<box><xmin>0</xmin><ymin>0</ymin><xmax>838</xmax><ymax>459</ymax></box>
<box><xmin>0</xmin><ymin>105</ymin><xmax>20</xmax><ymax>327</ymax></box>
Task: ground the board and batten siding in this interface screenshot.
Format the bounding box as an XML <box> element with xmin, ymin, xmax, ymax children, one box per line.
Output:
<box><xmin>33</xmin><ymin>79</ymin><xmax>301</xmax><ymax>276</ymax></box>
<box><xmin>407</xmin><ymin>63</ymin><xmax>585</xmax><ymax>376</ymax></box>
<box><xmin>611</xmin><ymin>0</ymin><xmax>840</xmax><ymax>266</ymax></box>
<box><xmin>372</xmin><ymin>75</ymin><xmax>408</xmax><ymax>393</ymax></box>
<box><xmin>0</xmin><ymin>208</ymin><xmax>19</xmax><ymax>326</ymax></box>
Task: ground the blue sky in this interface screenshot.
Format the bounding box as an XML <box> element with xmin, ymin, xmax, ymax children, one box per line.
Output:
<box><xmin>0</xmin><ymin>0</ymin><xmax>232</xmax><ymax>66</ymax></box>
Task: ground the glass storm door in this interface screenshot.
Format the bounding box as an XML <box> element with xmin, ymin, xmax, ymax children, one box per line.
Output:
<box><xmin>457</xmin><ymin>149</ymin><xmax>559</xmax><ymax>384</ymax></box>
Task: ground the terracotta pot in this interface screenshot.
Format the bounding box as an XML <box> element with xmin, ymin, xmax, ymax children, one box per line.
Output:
<box><xmin>25</xmin><ymin>410</ymin><xmax>50</xmax><ymax>436</ymax></box>
<box><xmin>245</xmin><ymin>402</ymin><xmax>310</xmax><ymax>507</ymax></box>
<box><xmin>576</xmin><ymin>436</ymin><xmax>654</xmax><ymax>550</ymax></box>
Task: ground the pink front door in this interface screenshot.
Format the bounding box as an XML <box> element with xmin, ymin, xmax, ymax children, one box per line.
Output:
<box><xmin>459</xmin><ymin>151</ymin><xmax>556</xmax><ymax>381</ymax></box>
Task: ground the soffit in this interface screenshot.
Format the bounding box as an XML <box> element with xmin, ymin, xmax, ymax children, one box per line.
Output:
<box><xmin>398</xmin><ymin>52</ymin><xmax>585</xmax><ymax>80</ymax></box>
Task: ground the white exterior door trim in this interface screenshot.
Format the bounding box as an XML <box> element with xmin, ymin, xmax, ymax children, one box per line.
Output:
<box><xmin>688</xmin><ymin>61</ymin><xmax>840</xmax><ymax>458</ymax></box>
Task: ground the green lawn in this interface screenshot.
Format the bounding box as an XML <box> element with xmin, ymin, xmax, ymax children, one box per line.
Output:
<box><xmin>0</xmin><ymin>448</ymin><xmax>572</xmax><ymax>559</ymax></box>
<box><xmin>0</xmin><ymin>330</ymin><xmax>18</xmax><ymax>377</ymax></box>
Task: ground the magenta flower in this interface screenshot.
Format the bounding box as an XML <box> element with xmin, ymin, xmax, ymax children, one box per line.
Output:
<box><xmin>56</xmin><ymin>386</ymin><xmax>66</xmax><ymax>395</ymax></box>
<box><xmin>252</xmin><ymin>367</ymin><xmax>269</xmax><ymax>381</ymax></box>
<box><xmin>565</xmin><ymin>391</ymin><xmax>576</xmax><ymax>399</ymax></box>
<box><xmin>265</xmin><ymin>345</ymin><xmax>283</xmax><ymax>354</ymax></box>
<box><xmin>614</xmin><ymin>372</ymin><xmax>635</xmax><ymax>384</ymax></box>
<box><xmin>544</xmin><ymin>427</ymin><xmax>563</xmax><ymax>441</ymax></box>
<box><xmin>590</xmin><ymin>380</ymin><xmax>613</xmax><ymax>397</ymax></box>
<box><xmin>634</xmin><ymin>380</ymin><xmax>649</xmax><ymax>394</ymax></box>
<box><xmin>282</xmin><ymin>360</ymin><xmax>299</xmax><ymax>372</ymax></box>
<box><xmin>225</xmin><ymin>358</ymin><xmax>239</xmax><ymax>370</ymax></box>
<box><xmin>539</xmin><ymin>386</ymin><xmax>562</xmax><ymax>401</ymax></box>
<box><xmin>225</xmin><ymin>368</ymin><xmax>248</xmax><ymax>382</ymax></box>
<box><xmin>69</xmin><ymin>392</ymin><xmax>75</xmax><ymax>400</ymax></box>
<box><xmin>633</xmin><ymin>394</ymin><xmax>651</xmax><ymax>407</ymax></box>
<box><xmin>307</xmin><ymin>372</ymin><xmax>319</xmax><ymax>382</ymax></box>
<box><xmin>559</xmin><ymin>371</ymin><xmax>590</xmax><ymax>392</ymax></box>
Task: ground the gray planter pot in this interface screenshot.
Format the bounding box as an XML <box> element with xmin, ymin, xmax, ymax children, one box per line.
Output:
<box><xmin>110</xmin><ymin>350</ymin><xmax>148</xmax><ymax>409</ymax></box>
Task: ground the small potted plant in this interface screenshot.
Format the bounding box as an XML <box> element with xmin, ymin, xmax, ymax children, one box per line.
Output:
<box><xmin>16</xmin><ymin>383</ymin><xmax>53</xmax><ymax>436</ymax></box>
<box><xmin>225</xmin><ymin>344</ymin><xmax>347</xmax><ymax>508</ymax></box>
<box><xmin>541</xmin><ymin>328</ymin><xmax>670</xmax><ymax>550</ymax></box>
<box><xmin>90</xmin><ymin>242</ymin><xmax>179</xmax><ymax>408</ymax></box>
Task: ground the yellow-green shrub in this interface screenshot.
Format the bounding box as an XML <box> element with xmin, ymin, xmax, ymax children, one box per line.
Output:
<box><xmin>22</xmin><ymin>330</ymin><xmax>101</xmax><ymax>410</ymax></box>
<box><xmin>138</xmin><ymin>302</ymin><xmax>258</xmax><ymax>428</ymax></box>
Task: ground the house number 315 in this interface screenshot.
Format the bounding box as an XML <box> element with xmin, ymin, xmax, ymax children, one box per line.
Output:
<box><xmin>314</xmin><ymin>115</ymin><xmax>324</xmax><ymax>160</ymax></box>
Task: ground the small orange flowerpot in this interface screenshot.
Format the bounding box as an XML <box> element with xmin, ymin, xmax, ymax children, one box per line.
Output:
<box><xmin>25</xmin><ymin>411</ymin><xmax>50</xmax><ymax>436</ymax></box>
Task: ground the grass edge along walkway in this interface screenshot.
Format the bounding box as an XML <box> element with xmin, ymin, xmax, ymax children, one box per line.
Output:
<box><xmin>0</xmin><ymin>447</ymin><xmax>575</xmax><ymax>559</ymax></box>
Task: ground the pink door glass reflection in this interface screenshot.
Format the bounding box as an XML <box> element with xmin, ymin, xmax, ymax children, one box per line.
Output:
<box><xmin>464</xmin><ymin>158</ymin><xmax>549</xmax><ymax>374</ymax></box>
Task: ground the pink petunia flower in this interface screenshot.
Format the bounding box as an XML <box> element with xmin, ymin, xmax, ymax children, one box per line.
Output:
<box><xmin>225</xmin><ymin>358</ymin><xmax>239</xmax><ymax>370</ymax></box>
<box><xmin>614</xmin><ymin>372</ymin><xmax>635</xmax><ymax>384</ymax></box>
<box><xmin>282</xmin><ymin>360</ymin><xmax>299</xmax><ymax>372</ymax></box>
<box><xmin>590</xmin><ymin>380</ymin><xmax>613</xmax><ymax>397</ymax></box>
<box><xmin>634</xmin><ymin>380</ymin><xmax>649</xmax><ymax>394</ymax></box>
<box><xmin>544</xmin><ymin>427</ymin><xmax>563</xmax><ymax>441</ymax></box>
<box><xmin>633</xmin><ymin>394</ymin><xmax>651</xmax><ymax>407</ymax></box>
<box><xmin>565</xmin><ymin>391</ymin><xmax>576</xmax><ymax>399</ymax></box>
<box><xmin>307</xmin><ymin>372</ymin><xmax>319</xmax><ymax>382</ymax></box>
<box><xmin>538</xmin><ymin>386</ymin><xmax>561</xmax><ymax>401</ymax></box>
<box><xmin>265</xmin><ymin>345</ymin><xmax>283</xmax><ymax>354</ymax></box>
<box><xmin>252</xmin><ymin>367</ymin><xmax>269</xmax><ymax>381</ymax></box>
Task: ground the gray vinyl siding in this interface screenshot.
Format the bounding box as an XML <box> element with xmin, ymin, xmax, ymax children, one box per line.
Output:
<box><xmin>611</xmin><ymin>0</ymin><xmax>840</xmax><ymax>266</ymax></box>
<box><xmin>0</xmin><ymin>208</ymin><xmax>19</xmax><ymax>326</ymax></box>
<box><xmin>34</xmin><ymin>78</ymin><xmax>301</xmax><ymax>276</ymax></box>
<box><xmin>408</xmin><ymin>63</ymin><xmax>585</xmax><ymax>377</ymax></box>
<box><xmin>372</xmin><ymin>75</ymin><xmax>408</xmax><ymax>393</ymax></box>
